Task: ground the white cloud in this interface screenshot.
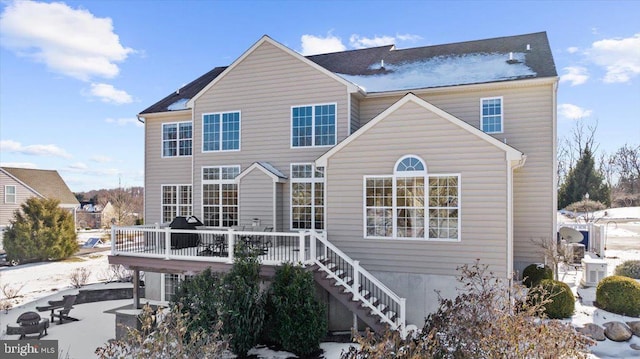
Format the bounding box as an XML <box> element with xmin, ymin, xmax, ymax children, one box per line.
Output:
<box><xmin>300</xmin><ymin>34</ymin><xmax>346</xmax><ymax>55</ymax></box>
<box><xmin>349</xmin><ymin>34</ymin><xmax>395</xmax><ymax>49</ymax></box>
<box><xmin>90</xmin><ymin>83</ymin><xmax>133</xmax><ymax>104</ymax></box>
<box><xmin>396</xmin><ymin>33</ymin><xmax>423</xmax><ymax>42</ymax></box>
<box><xmin>0</xmin><ymin>140</ymin><xmax>72</xmax><ymax>158</ymax></box>
<box><xmin>0</xmin><ymin>162</ymin><xmax>37</xmax><ymax>169</ymax></box>
<box><xmin>105</xmin><ymin>117</ymin><xmax>143</xmax><ymax>127</ymax></box>
<box><xmin>567</xmin><ymin>47</ymin><xmax>579</xmax><ymax>54</ymax></box>
<box><xmin>559</xmin><ymin>103</ymin><xmax>592</xmax><ymax>120</ymax></box>
<box><xmin>69</xmin><ymin>162</ymin><xmax>88</xmax><ymax>170</ymax></box>
<box><xmin>560</xmin><ymin>66</ymin><xmax>589</xmax><ymax>86</ymax></box>
<box><xmin>0</xmin><ymin>0</ymin><xmax>133</xmax><ymax>81</ymax></box>
<box><xmin>90</xmin><ymin>155</ymin><xmax>112</xmax><ymax>163</ymax></box>
<box><xmin>349</xmin><ymin>33</ymin><xmax>422</xmax><ymax>49</ymax></box>
<box><xmin>587</xmin><ymin>33</ymin><xmax>640</xmax><ymax>83</ymax></box>
<box><xmin>300</xmin><ymin>32</ymin><xmax>423</xmax><ymax>55</ymax></box>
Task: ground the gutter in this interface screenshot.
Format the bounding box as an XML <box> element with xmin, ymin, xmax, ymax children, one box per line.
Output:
<box><xmin>137</xmin><ymin>115</ymin><xmax>145</xmax><ymax>124</ymax></box>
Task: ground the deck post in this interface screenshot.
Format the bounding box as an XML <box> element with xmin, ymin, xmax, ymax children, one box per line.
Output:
<box><xmin>133</xmin><ymin>269</ymin><xmax>140</xmax><ymax>309</ymax></box>
<box><xmin>309</xmin><ymin>230</ymin><xmax>316</xmax><ymax>262</ymax></box>
<box><xmin>164</xmin><ymin>227</ymin><xmax>171</xmax><ymax>259</ymax></box>
<box><xmin>353</xmin><ymin>260</ymin><xmax>360</xmax><ymax>301</ymax></box>
<box><xmin>227</xmin><ymin>229</ymin><xmax>235</xmax><ymax>264</ymax></box>
<box><xmin>111</xmin><ymin>226</ymin><xmax>116</xmax><ymax>253</ymax></box>
<box><xmin>298</xmin><ymin>231</ymin><xmax>306</xmax><ymax>262</ymax></box>
<box><xmin>400</xmin><ymin>297</ymin><xmax>407</xmax><ymax>337</ymax></box>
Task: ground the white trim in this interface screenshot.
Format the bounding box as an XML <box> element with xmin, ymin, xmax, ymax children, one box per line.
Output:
<box><xmin>316</xmin><ymin>93</ymin><xmax>523</xmax><ymax>167</ymax></box>
<box><xmin>236</xmin><ymin>162</ymin><xmax>286</xmax><ymax>183</ymax></box>
<box><xmin>552</xmin><ymin>80</ymin><xmax>559</xmax><ymax>257</ymax></box>
<box><xmin>161</xmin><ymin>121</ymin><xmax>193</xmax><ymax>158</ymax></box>
<box><xmin>201</xmin><ymin>110</ymin><xmax>242</xmax><ymax>153</ymax></box>
<box><xmin>160</xmin><ymin>184</ymin><xmax>193</xmax><ymax>224</ymax></box>
<box><xmin>290</xmin><ymin>103</ymin><xmax>338</xmax><ymax>149</ymax></box>
<box><xmin>186</xmin><ymin>36</ymin><xmax>359</xmax><ymax>108</ymax></box>
<box><xmin>363</xmin><ymin>167</ymin><xmax>461</xmax><ymax>242</ymax></box>
<box><xmin>480</xmin><ymin>96</ymin><xmax>504</xmax><ymax>134</ymax></box>
<box><xmin>289</xmin><ymin>163</ymin><xmax>325</xmax><ymax>231</ymax></box>
<box><xmin>362</xmin><ymin>76</ymin><xmax>558</xmax><ymax>98</ymax></box>
<box><xmin>347</xmin><ymin>88</ymin><xmax>352</xmax><ymax>135</ymax></box>
<box><xmin>0</xmin><ymin>168</ymin><xmax>46</xmax><ymax>200</ymax></box>
<box><xmin>201</xmin><ymin>165</ymin><xmax>240</xmax><ymax>227</ymax></box>
<box><xmin>4</xmin><ymin>185</ymin><xmax>16</xmax><ymax>204</ymax></box>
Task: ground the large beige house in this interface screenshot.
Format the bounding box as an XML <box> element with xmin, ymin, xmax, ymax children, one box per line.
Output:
<box><xmin>110</xmin><ymin>32</ymin><xmax>557</xmax><ymax>331</ymax></box>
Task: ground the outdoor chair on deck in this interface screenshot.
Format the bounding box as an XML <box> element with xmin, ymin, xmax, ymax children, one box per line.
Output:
<box><xmin>6</xmin><ymin>311</ymin><xmax>49</xmax><ymax>339</ymax></box>
<box><xmin>36</xmin><ymin>294</ymin><xmax>79</xmax><ymax>324</ymax></box>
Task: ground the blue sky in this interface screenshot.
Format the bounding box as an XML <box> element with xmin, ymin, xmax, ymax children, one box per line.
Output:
<box><xmin>1</xmin><ymin>0</ymin><xmax>638</xmax><ymax>192</ymax></box>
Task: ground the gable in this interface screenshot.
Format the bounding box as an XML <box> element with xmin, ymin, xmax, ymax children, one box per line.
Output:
<box><xmin>187</xmin><ymin>36</ymin><xmax>359</xmax><ymax>108</ymax></box>
<box><xmin>1</xmin><ymin>167</ymin><xmax>79</xmax><ymax>206</ymax></box>
<box><xmin>317</xmin><ymin>93</ymin><xmax>524</xmax><ymax>168</ymax></box>
<box><xmin>237</xmin><ymin>162</ymin><xmax>286</xmax><ymax>183</ymax></box>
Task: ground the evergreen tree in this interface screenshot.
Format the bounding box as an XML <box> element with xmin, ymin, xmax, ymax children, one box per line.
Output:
<box><xmin>4</xmin><ymin>197</ymin><xmax>78</xmax><ymax>262</ymax></box>
<box><xmin>559</xmin><ymin>148</ymin><xmax>610</xmax><ymax>209</ymax></box>
<box><xmin>265</xmin><ymin>263</ymin><xmax>327</xmax><ymax>356</ymax></box>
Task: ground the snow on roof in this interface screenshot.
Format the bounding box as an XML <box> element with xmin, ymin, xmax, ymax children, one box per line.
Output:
<box><xmin>167</xmin><ymin>98</ymin><xmax>190</xmax><ymax>111</ymax></box>
<box><xmin>338</xmin><ymin>52</ymin><xmax>537</xmax><ymax>92</ymax></box>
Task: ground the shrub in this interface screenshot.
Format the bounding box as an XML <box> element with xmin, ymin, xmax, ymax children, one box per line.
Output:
<box><xmin>4</xmin><ymin>197</ymin><xmax>78</xmax><ymax>262</ymax></box>
<box><xmin>529</xmin><ymin>279</ymin><xmax>575</xmax><ymax>319</ymax></box>
<box><xmin>265</xmin><ymin>262</ymin><xmax>327</xmax><ymax>356</ymax></box>
<box><xmin>95</xmin><ymin>303</ymin><xmax>229</xmax><ymax>358</ymax></box>
<box><xmin>70</xmin><ymin>267</ymin><xmax>92</xmax><ymax>288</ymax></box>
<box><xmin>220</xmin><ymin>243</ymin><xmax>265</xmax><ymax>357</ymax></box>
<box><xmin>596</xmin><ymin>275</ymin><xmax>640</xmax><ymax>317</ymax></box>
<box><xmin>172</xmin><ymin>268</ymin><xmax>224</xmax><ymax>339</ymax></box>
<box><xmin>343</xmin><ymin>260</ymin><xmax>593</xmax><ymax>359</ymax></box>
<box><xmin>522</xmin><ymin>263</ymin><xmax>553</xmax><ymax>288</ymax></box>
<box><xmin>614</xmin><ymin>260</ymin><xmax>640</xmax><ymax>279</ymax></box>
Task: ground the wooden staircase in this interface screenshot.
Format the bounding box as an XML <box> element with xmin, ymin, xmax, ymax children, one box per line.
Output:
<box><xmin>306</xmin><ymin>232</ymin><xmax>406</xmax><ymax>334</ymax></box>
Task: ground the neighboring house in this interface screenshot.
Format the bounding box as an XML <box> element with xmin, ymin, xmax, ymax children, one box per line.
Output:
<box><xmin>110</xmin><ymin>32</ymin><xmax>557</xmax><ymax>331</ymax></box>
<box><xmin>0</xmin><ymin>167</ymin><xmax>80</xmax><ymax>234</ymax></box>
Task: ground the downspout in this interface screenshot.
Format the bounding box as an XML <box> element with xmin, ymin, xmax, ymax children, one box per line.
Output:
<box><xmin>507</xmin><ymin>154</ymin><xmax>527</xmax><ymax>278</ymax></box>
<box><xmin>137</xmin><ymin>115</ymin><xmax>146</xmax><ymax>224</ymax></box>
<box><xmin>552</xmin><ymin>80</ymin><xmax>559</xmax><ymax>251</ymax></box>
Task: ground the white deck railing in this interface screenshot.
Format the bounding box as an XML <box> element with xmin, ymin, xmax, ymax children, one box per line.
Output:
<box><xmin>111</xmin><ymin>225</ymin><xmax>406</xmax><ymax>333</ymax></box>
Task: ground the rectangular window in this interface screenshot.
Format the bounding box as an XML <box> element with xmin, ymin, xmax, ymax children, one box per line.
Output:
<box><xmin>365</xmin><ymin>177</ymin><xmax>393</xmax><ymax>237</ymax></box>
<box><xmin>291</xmin><ymin>164</ymin><xmax>325</xmax><ymax>230</ymax></box>
<box><xmin>364</xmin><ymin>174</ymin><xmax>460</xmax><ymax>240</ymax></box>
<box><xmin>163</xmin><ymin>273</ymin><xmax>193</xmax><ymax>302</ymax></box>
<box><xmin>5</xmin><ymin>185</ymin><xmax>16</xmax><ymax>204</ymax></box>
<box><xmin>202</xmin><ymin>166</ymin><xmax>240</xmax><ymax>227</ymax></box>
<box><xmin>203</xmin><ymin>112</ymin><xmax>240</xmax><ymax>152</ymax></box>
<box><xmin>481</xmin><ymin>97</ymin><xmax>503</xmax><ymax>133</ymax></box>
<box><xmin>428</xmin><ymin>176</ymin><xmax>460</xmax><ymax>240</ymax></box>
<box><xmin>291</xmin><ymin>104</ymin><xmax>336</xmax><ymax>147</ymax></box>
<box><xmin>161</xmin><ymin>185</ymin><xmax>192</xmax><ymax>223</ymax></box>
<box><xmin>162</xmin><ymin>122</ymin><xmax>192</xmax><ymax>157</ymax></box>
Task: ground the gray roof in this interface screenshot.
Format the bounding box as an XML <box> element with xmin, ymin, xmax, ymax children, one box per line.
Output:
<box><xmin>1</xmin><ymin>167</ymin><xmax>80</xmax><ymax>206</ymax></box>
<box><xmin>140</xmin><ymin>32</ymin><xmax>556</xmax><ymax>114</ymax></box>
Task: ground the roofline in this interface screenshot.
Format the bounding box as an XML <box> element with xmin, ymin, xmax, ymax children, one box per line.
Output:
<box><xmin>186</xmin><ymin>35</ymin><xmax>361</xmax><ymax>108</ymax></box>
<box><xmin>137</xmin><ymin>109</ymin><xmax>192</xmax><ymax>120</ymax></box>
<box><xmin>1</xmin><ymin>167</ymin><xmax>47</xmax><ymax>200</ymax></box>
<box><xmin>316</xmin><ymin>93</ymin><xmax>524</xmax><ymax>167</ymax></box>
<box><xmin>236</xmin><ymin>162</ymin><xmax>287</xmax><ymax>183</ymax></box>
<box><xmin>361</xmin><ymin>76</ymin><xmax>559</xmax><ymax>99</ymax></box>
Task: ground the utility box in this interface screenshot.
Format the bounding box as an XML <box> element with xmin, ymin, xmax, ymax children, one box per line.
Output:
<box><xmin>581</xmin><ymin>256</ymin><xmax>607</xmax><ymax>287</ymax></box>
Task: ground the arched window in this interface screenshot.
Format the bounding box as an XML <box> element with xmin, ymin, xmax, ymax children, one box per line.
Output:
<box><xmin>365</xmin><ymin>155</ymin><xmax>460</xmax><ymax>241</ymax></box>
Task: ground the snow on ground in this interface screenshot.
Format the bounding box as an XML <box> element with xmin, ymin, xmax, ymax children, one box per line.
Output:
<box><xmin>1</xmin><ymin>222</ymin><xmax>639</xmax><ymax>358</ymax></box>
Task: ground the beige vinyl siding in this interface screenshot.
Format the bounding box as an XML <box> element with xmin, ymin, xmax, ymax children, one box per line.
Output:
<box><xmin>359</xmin><ymin>82</ymin><xmax>556</xmax><ymax>272</ymax></box>
<box><xmin>144</xmin><ymin>114</ymin><xmax>193</xmax><ymax>224</ymax></box>
<box><xmin>326</xmin><ymin>100</ymin><xmax>510</xmax><ymax>276</ymax></box>
<box><xmin>350</xmin><ymin>95</ymin><xmax>361</xmax><ymax>134</ymax></box>
<box><xmin>0</xmin><ymin>172</ymin><xmax>40</xmax><ymax>227</ymax></box>
<box><xmin>191</xmin><ymin>41</ymin><xmax>351</xmax><ymax>228</ymax></box>
<box><xmin>238</xmin><ymin>169</ymin><xmax>274</xmax><ymax>228</ymax></box>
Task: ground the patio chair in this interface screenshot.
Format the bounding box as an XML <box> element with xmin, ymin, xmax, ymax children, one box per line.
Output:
<box><xmin>36</xmin><ymin>294</ymin><xmax>79</xmax><ymax>324</ymax></box>
<box><xmin>6</xmin><ymin>311</ymin><xmax>49</xmax><ymax>339</ymax></box>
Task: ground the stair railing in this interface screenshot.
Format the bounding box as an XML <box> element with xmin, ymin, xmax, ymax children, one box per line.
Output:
<box><xmin>308</xmin><ymin>230</ymin><xmax>406</xmax><ymax>333</ymax></box>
